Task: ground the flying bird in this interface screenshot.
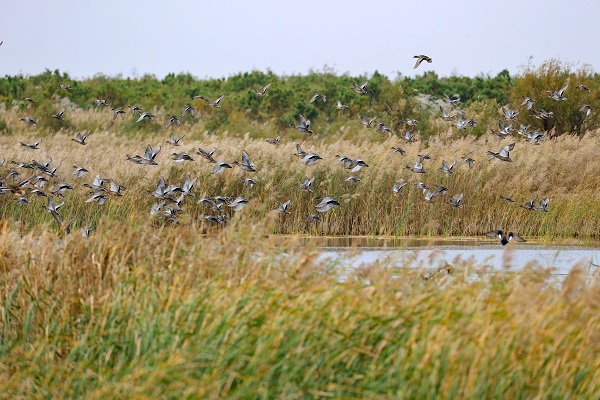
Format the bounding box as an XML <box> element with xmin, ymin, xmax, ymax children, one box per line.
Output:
<box><xmin>254</xmin><ymin>83</ymin><xmax>271</xmax><ymax>96</ymax></box>
<box><xmin>413</xmin><ymin>55</ymin><xmax>432</xmax><ymax>69</ymax></box>
<box><xmin>485</xmin><ymin>230</ymin><xmax>525</xmax><ymax>246</ymax></box>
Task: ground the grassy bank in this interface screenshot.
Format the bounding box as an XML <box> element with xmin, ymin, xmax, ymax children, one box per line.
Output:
<box><xmin>0</xmin><ymin>221</ymin><xmax>599</xmax><ymax>398</ymax></box>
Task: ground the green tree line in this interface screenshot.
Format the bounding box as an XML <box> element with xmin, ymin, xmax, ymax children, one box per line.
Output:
<box><xmin>1</xmin><ymin>59</ymin><xmax>598</xmax><ymax>138</ymax></box>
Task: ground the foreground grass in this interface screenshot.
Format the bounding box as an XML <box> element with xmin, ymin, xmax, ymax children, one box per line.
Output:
<box><xmin>0</xmin><ymin>220</ymin><xmax>599</xmax><ymax>399</ymax></box>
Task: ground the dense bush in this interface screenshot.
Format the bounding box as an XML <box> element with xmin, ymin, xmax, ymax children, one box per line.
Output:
<box><xmin>0</xmin><ymin>60</ymin><xmax>598</xmax><ymax>139</ymax></box>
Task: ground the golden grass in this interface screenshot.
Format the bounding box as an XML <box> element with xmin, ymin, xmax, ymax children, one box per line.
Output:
<box><xmin>0</xmin><ymin>219</ymin><xmax>599</xmax><ymax>398</ymax></box>
<box><xmin>1</xmin><ymin>109</ymin><xmax>599</xmax><ymax>239</ymax></box>
<box><xmin>2</xmin><ymin>76</ymin><xmax>599</xmax><ymax>398</ymax></box>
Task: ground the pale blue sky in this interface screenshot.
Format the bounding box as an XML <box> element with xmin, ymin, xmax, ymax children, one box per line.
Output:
<box><xmin>1</xmin><ymin>0</ymin><xmax>597</xmax><ymax>79</ymax></box>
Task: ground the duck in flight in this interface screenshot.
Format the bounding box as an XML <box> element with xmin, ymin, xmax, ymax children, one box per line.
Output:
<box><xmin>485</xmin><ymin>230</ymin><xmax>525</xmax><ymax>246</ymax></box>
<box><xmin>413</xmin><ymin>55</ymin><xmax>432</xmax><ymax>69</ymax></box>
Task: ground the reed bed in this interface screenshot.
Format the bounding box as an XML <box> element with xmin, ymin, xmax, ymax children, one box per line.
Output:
<box><xmin>0</xmin><ymin>220</ymin><xmax>599</xmax><ymax>399</ymax></box>
<box><xmin>1</xmin><ymin>115</ymin><xmax>599</xmax><ymax>239</ymax></box>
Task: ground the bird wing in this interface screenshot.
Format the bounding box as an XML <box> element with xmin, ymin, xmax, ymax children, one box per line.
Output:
<box><xmin>413</xmin><ymin>56</ymin><xmax>423</xmax><ymax>69</ymax></box>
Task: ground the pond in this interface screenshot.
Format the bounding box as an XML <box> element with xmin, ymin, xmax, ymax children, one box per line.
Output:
<box><xmin>305</xmin><ymin>237</ymin><xmax>600</xmax><ymax>278</ymax></box>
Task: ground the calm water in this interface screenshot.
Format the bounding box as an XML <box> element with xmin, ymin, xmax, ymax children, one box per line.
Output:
<box><xmin>306</xmin><ymin>237</ymin><xmax>600</xmax><ymax>277</ymax></box>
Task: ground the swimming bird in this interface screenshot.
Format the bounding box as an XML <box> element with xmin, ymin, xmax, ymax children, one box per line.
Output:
<box><xmin>485</xmin><ymin>230</ymin><xmax>525</xmax><ymax>245</ymax></box>
<box><xmin>335</xmin><ymin>100</ymin><xmax>349</xmax><ymax>110</ymax></box>
<box><xmin>309</xmin><ymin>93</ymin><xmax>327</xmax><ymax>103</ymax></box>
<box><xmin>351</xmin><ymin>81</ymin><xmax>368</xmax><ymax>94</ymax></box>
<box><xmin>166</xmin><ymin>132</ymin><xmax>185</xmax><ymax>146</ymax></box>
<box><xmin>20</xmin><ymin>140</ymin><xmax>42</xmax><ymax>149</ymax></box>
<box><xmin>413</xmin><ymin>55</ymin><xmax>432</xmax><ymax>69</ymax></box>
<box><xmin>487</xmin><ymin>142</ymin><xmax>515</xmax><ymax>162</ymax></box>
<box><xmin>316</xmin><ymin>197</ymin><xmax>340</xmax><ymax>213</ymax></box>
<box><xmin>71</xmin><ymin>131</ymin><xmax>92</xmax><ymax>145</ymax></box>
<box><xmin>254</xmin><ymin>83</ymin><xmax>271</xmax><ymax>96</ymax></box>
<box><xmin>48</xmin><ymin>109</ymin><xmax>66</xmax><ymax>120</ymax></box>
<box><xmin>289</xmin><ymin>114</ymin><xmax>314</xmax><ymax>134</ymax></box>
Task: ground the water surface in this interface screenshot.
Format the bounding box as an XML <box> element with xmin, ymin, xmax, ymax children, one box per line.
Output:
<box><xmin>301</xmin><ymin>237</ymin><xmax>600</xmax><ymax>277</ymax></box>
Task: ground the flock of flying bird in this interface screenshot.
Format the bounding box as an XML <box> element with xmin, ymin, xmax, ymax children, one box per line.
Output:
<box><xmin>1</xmin><ymin>50</ymin><xmax>592</xmax><ymax>244</ymax></box>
